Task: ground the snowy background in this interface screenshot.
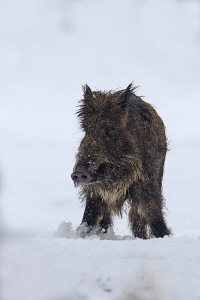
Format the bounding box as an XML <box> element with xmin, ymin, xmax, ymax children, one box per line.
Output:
<box><xmin>1</xmin><ymin>0</ymin><xmax>200</xmax><ymax>299</ymax></box>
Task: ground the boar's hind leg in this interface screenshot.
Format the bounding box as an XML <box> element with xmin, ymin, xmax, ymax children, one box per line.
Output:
<box><xmin>149</xmin><ymin>213</ymin><xmax>170</xmax><ymax>238</ymax></box>
<box><xmin>129</xmin><ymin>205</ymin><xmax>148</xmax><ymax>239</ymax></box>
<box><xmin>146</xmin><ymin>184</ymin><xmax>170</xmax><ymax>238</ymax></box>
<box><xmin>97</xmin><ymin>210</ymin><xmax>112</xmax><ymax>233</ymax></box>
<box><xmin>129</xmin><ymin>182</ymin><xmax>170</xmax><ymax>239</ymax></box>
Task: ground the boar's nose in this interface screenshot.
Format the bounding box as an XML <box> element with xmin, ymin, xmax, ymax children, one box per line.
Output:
<box><xmin>71</xmin><ymin>169</ymin><xmax>92</xmax><ymax>184</ymax></box>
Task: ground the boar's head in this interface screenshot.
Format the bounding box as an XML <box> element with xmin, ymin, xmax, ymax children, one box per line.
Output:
<box><xmin>71</xmin><ymin>84</ymin><xmax>143</xmax><ymax>188</ymax></box>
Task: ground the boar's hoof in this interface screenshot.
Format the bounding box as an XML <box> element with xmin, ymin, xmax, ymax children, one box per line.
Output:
<box><xmin>77</xmin><ymin>222</ymin><xmax>93</xmax><ymax>237</ymax></box>
<box><xmin>71</xmin><ymin>169</ymin><xmax>92</xmax><ymax>185</ymax></box>
<box><xmin>95</xmin><ymin>226</ymin><xmax>108</xmax><ymax>235</ymax></box>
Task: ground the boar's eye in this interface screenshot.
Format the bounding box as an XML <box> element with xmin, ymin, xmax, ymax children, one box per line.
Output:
<box><xmin>105</xmin><ymin>127</ymin><xmax>115</xmax><ymax>137</ymax></box>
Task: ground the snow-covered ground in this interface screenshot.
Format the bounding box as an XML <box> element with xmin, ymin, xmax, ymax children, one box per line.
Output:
<box><xmin>1</xmin><ymin>0</ymin><xmax>200</xmax><ymax>299</ymax></box>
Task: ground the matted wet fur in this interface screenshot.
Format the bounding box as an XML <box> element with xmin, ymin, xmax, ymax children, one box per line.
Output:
<box><xmin>71</xmin><ymin>83</ymin><xmax>171</xmax><ymax>239</ymax></box>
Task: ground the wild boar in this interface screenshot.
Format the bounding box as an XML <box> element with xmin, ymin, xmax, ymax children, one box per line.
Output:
<box><xmin>71</xmin><ymin>84</ymin><xmax>171</xmax><ymax>239</ymax></box>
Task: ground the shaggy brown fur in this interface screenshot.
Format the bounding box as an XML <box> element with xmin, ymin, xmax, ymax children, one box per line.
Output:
<box><xmin>71</xmin><ymin>83</ymin><xmax>171</xmax><ymax>239</ymax></box>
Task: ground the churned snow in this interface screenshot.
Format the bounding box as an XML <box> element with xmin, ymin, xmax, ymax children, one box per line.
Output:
<box><xmin>1</xmin><ymin>0</ymin><xmax>200</xmax><ymax>299</ymax></box>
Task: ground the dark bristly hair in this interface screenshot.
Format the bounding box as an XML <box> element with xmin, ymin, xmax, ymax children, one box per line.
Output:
<box><xmin>71</xmin><ymin>84</ymin><xmax>171</xmax><ymax>239</ymax></box>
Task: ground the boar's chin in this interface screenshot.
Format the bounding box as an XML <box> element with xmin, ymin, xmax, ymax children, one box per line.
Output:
<box><xmin>74</xmin><ymin>179</ymin><xmax>102</xmax><ymax>188</ymax></box>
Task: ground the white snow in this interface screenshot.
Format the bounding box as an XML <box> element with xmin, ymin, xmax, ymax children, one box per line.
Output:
<box><xmin>1</xmin><ymin>0</ymin><xmax>200</xmax><ymax>299</ymax></box>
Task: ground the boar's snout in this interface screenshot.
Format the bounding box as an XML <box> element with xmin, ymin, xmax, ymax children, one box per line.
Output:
<box><xmin>71</xmin><ymin>167</ymin><xmax>92</xmax><ymax>185</ymax></box>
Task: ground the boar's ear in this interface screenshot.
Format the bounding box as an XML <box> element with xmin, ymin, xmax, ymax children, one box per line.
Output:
<box><xmin>82</xmin><ymin>84</ymin><xmax>93</xmax><ymax>99</ymax></box>
<box><xmin>120</xmin><ymin>83</ymin><xmax>137</xmax><ymax>108</ymax></box>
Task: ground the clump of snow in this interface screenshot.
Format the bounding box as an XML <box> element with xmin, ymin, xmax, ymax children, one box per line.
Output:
<box><xmin>53</xmin><ymin>221</ymin><xmax>78</xmax><ymax>238</ymax></box>
<box><xmin>53</xmin><ymin>221</ymin><xmax>134</xmax><ymax>240</ymax></box>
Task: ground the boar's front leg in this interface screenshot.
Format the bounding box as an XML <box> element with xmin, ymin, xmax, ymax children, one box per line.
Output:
<box><xmin>78</xmin><ymin>196</ymin><xmax>100</xmax><ymax>236</ymax></box>
<box><xmin>77</xmin><ymin>196</ymin><xmax>112</xmax><ymax>237</ymax></box>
